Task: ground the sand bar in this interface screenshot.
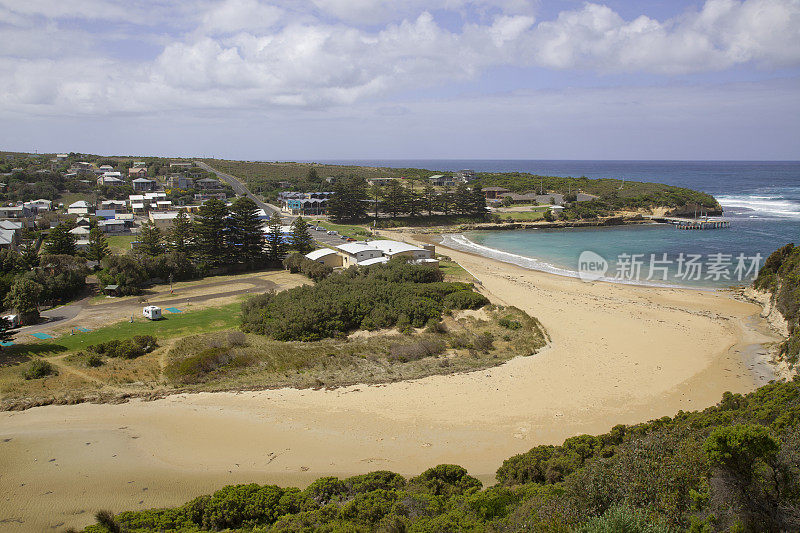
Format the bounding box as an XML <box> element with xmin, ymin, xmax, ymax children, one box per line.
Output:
<box><xmin>0</xmin><ymin>236</ymin><xmax>782</xmax><ymax>531</ymax></box>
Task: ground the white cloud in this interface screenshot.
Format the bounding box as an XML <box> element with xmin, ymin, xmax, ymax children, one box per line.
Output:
<box><xmin>0</xmin><ymin>0</ymin><xmax>799</xmax><ymax>117</ymax></box>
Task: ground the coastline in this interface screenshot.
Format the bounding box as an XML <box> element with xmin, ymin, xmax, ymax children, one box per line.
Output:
<box><xmin>0</xmin><ymin>234</ymin><xmax>787</xmax><ymax>531</ymax></box>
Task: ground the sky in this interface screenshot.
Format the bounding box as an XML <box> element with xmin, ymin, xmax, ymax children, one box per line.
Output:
<box><xmin>0</xmin><ymin>0</ymin><xmax>799</xmax><ymax>160</ymax></box>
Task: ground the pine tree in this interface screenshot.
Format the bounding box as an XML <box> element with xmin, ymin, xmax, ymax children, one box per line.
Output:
<box><xmin>168</xmin><ymin>210</ymin><xmax>193</xmax><ymax>255</ymax></box>
<box><xmin>45</xmin><ymin>223</ymin><xmax>77</xmax><ymax>256</ymax></box>
<box><xmin>383</xmin><ymin>180</ymin><xmax>408</xmax><ymax>219</ymax></box>
<box><xmin>423</xmin><ymin>185</ymin><xmax>436</xmax><ymax>216</ymax></box>
<box><xmin>469</xmin><ymin>185</ymin><xmax>488</xmax><ymax>217</ymax></box>
<box><xmin>138</xmin><ymin>221</ymin><xmax>163</xmax><ymax>257</ymax></box>
<box><xmin>19</xmin><ymin>229</ymin><xmax>39</xmax><ymax>269</ymax></box>
<box><xmin>440</xmin><ymin>186</ymin><xmax>453</xmax><ymax>216</ymax></box>
<box><xmin>329</xmin><ymin>176</ymin><xmax>368</xmax><ymax>222</ymax></box>
<box><xmin>454</xmin><ymin>183</ymin><xmax>472</xmax><ymax>215</ymax></box>
<box><xmin>86</xmin><ymin>221</ymin><xmax>110</xmax><ymax>262</ymax></box>
<box><xmin>194</xmin><ymin>198</ymin><xmax>229</xmax><ymax>267</ymax></box>
<box><xmin>266</xmin><ymin>213</ymin><xmax>286</xmax><ymax>263</ymax></box>
<box><xmin>291</xmin><ymin>217</ymin><xmax>314</xmax><ymax>254</ymax></box>
<box><xmin>229</xmin><ymin>197</ymin><xmax>265</xmax><ymax>267</ymax></box>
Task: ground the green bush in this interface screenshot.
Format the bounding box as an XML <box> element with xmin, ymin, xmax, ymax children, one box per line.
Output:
<box><xmin>241</xmin><ymin>260</ymin><xmax>488</xmax><ymax>341</ymax></box>
<box><xmin>86</xmin><ymin>353</ymin><xmax>104</xmax><ymax>367</ymax></box>
<box><xmin>87</xmin><ymin>335</ymin><xmax>157</xmax><ymax>359</ymax></box>
<box><xmin>22</xmin><ymin>358</ymin><xmax>57</xmax><ymax>380</ymax></box>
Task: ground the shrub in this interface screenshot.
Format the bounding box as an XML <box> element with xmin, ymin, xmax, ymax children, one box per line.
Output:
<box><xmin>409</xmin><ymin>464</ymin><xmax>482</xmax><ymax>497</ymax></box>
<box><xmin>498</xmin><ymin>317</ymin><xmax>522</xmax><ymax>330</ymax></box>
<box><xmin>473</xmin><ymin>332</ymin><xmax>494</xmax><ymax>352</ymax></box>
<box><xmin>387</xmin><ymin>339</ymin><xmax>446</xmax><ymax>363</ymax></box>
<box><xmin>22</xmin><ymin>358</ymin><xmax>57</xmax><ymax>379</ymax></box>
<box><xmin>86</xmin><ymin>353</ymin><xmax>104</xmax><ymax>367</ymax></box>
<box><xmin>88</xmin><ymin>335</ymin><xmax>157</xmax><ymax>359</ymax></box>
<box><xmin>442</xmin><ymin>290</ymin><xmax>489</xmax><ymax>310</ymax></box>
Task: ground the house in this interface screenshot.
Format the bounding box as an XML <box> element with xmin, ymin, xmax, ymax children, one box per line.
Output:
<box><xmin>132</xmin><ymin>178</ymin><xmax>155</xmax><ymax>192</ymax></box>
<box><xmin>95</xmin><ymin>209</ymin><xmax>117</xmax><ymax>220</ymax></box>
<box><xmin>69</xmin><ymin>226</ymin><xmax>90</xmax><ymax>237</ymax></box>
<box><xmin>99</xmin><ymin>219</ymin><xmax>127</xmax><ymax>233</ymax></box>
<box><xmin>67</xmin><ymin>201</ymin><xmax>92</xmax><ymax>215</ymax></box>
<box><xmin>131</xmin><ymin>202</ymin><xmax>147</xmax><ymax>214</ymax></box>
<box><xmin>368</xmin><ymin>240</ymin><xmax>434</xmax><ymax>261</ymax></box>
<box><xmin>98</xmin><ymin>174</ymin><xmax>125</xmax><ymax>186</ymax></box>
<box><xmin>102</xmin><ymin>284</ymin><xmax>120</xmax><ymax>296</ymax></box>
<box><xmin>428</xmin><ymin>175</ymin><xmax>455</xmax><ymax>187</ymax></box>
<box><xmin>194</xmin><ymin>192</ymin><xmax>227</xmax><ymax>202</ymax></box>
<box><xmin>166</xmin><ymin>174</ymin><xmax>194</xmax><ymax>189</ymax></box>
<box><xmin>367</xmin><ymin>177</ymin><xmax>396</xmax><ymax>187</ymax></box>
<box><xmin>149</xmin><ymin>211</ymin><xmax>180</xmax><ymax>229</ymax></box>
<box><xmin>98</xmin><ymin>165</ymin><xmax>114</xmax><ymax>172</ymax></box>
<box><xmin>284</xmin><ymin>197</ymin><xmax>327</xmax><ymax>215</ymax></box>
<box><xmin>305</xmin><ymin>248</ymin><xmax>344</xmax><ymax>268</ymax></box>
<box><xmin>483</xmin><ymin>186</ymin><xmax>511</xmax><ymax>200</ymax></box>
<box><xmin>335</xmin><ymin>242</ymin><xmax>384</xmax><ymax>267</ymax></box>
<box><xmin>23</xmin><ymin>199</ymin><xmax>53</xmax><ymax>212</ymax></box>
<box><xmin>100</xmin><ymin>200</ymin><xmax>127</xmax><ymax>211</ymax></box>
<box><xmin>75</xmin><ymin>239</ymin><xmax>90</xmax><ymax>251</ymax></box>
<box><xmin>128</xmin><ymin>167</ymin><xmax>147</xmax><ymax>178</ymax></box>
<box><xmin>133</xmin><ymin>161</ymin><xmax>146</xmax><ymax>167</ymax></box>
<box><xmin>169</xmin><ymin>162</ymin><xmax>193</xmax><ymax>170</ymax></box>
<box><xmin>456</xmin><ymin>169</ymin><xmax>476</xmax><ymax>182</ymax></box>
<box><xmin>195</xmin><ymin>177</ymin><xmax>221</xmax><ymax>190</ymax></box>
<box><xmin>0</xmin><ymin>228</ymin><xmax>17</xmax><ymax>249</ymax></box>
<box><xmin>278</xmin><ymin>180</ymin><xmax>292</xmax><ymax>188</ymax></box>
<box><xmin>0</xmin><ymin>205</ymin><xmax>31</xmax><ymax>219</ymax></box>
<box><xmin>55</xmin><ymin>154</ymin><xmax>69</xmax><ymax>162</ymax></box>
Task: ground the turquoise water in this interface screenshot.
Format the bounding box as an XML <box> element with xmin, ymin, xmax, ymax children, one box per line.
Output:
<box><xmin>317</xmin><ymin>160</ymin><xmax>800</xmax><ymax>288</ymax></box>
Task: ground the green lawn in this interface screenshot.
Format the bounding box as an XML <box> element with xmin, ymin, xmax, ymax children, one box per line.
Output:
<box><xmin>498</xmin><ymin>210</ymin><xmax>547</xmax><ymax>221</ymax></box>
<box><xmin>310</xmin><ymin>220</ymin><xmax>374</xmax><ymax>239</ymax></box>
<box><xmin>9</xmin><ymin>302</ymin><xmax>242</xmax><ymax>357</ymax></box>
<box><xmin>439</xmin><ymin>260</ymin><xmax>473</xmax><ymax>282</ymax></box>
<box><xmin>106</xmin><ymin>234</ymin><xmax>137</xmax><ymax>254</ymax></box>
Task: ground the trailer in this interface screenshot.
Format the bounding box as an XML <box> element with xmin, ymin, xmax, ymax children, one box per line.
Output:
<box><xmin>1</xmin><ymin>314</ymin><xmax>19</xmax><ymax>328</ymax></box>
<box><xmin>142</xmin><ymin>306</ymin><xmax>162</xmax><ymax>320</ymax></box>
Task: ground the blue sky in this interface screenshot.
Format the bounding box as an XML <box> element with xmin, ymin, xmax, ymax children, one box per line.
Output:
<box><xmin>0</xmin><ymin>0</ymin><xmax>798</xmax><ymax>160</ymax></box>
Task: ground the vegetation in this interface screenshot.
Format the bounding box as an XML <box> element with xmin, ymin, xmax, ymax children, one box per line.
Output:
<box><xmin>241</xmin><ymin>260</ymin><xmax>490</xmax><ymax>341</ymax></box>
<box><xmin>754</xmin><ymin>243</ymin><xmax>799</xmax><ymax>364</ymax></box>
<box><xmin>87</xmin><ymin>335</ymin><xmax>158</xmax><ymax>359</ymax></box>
<box><xmin>282</xmin><ymin>252</ymin><xmax>333</xmax><ymax>282</ymax></box>
<box><xmin>82</xmin><ymin>377</ymin><xmax>800</xmax><ymax>532</ymax></box>
<box><xmin>22</xmin><ymin>359</ymin><xmax>57</xmax><ymax>380</ymax></box>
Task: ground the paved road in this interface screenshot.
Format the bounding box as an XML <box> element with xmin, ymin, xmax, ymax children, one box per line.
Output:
<box><xmin>194</xmin><ymin>160</ymin><xmax>277</xmax><ymax>216</ymax></box>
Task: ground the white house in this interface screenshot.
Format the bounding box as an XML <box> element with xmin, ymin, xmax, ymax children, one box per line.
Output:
<box><xmin>69</xmin><ymin>226</ymin><xmax>91</xmax><ymax>236</ymax></box>
<box><xmin>67</xmin><ymin>200</ymin><xmax>92</xmax><ymax>215</ymax></box>
<box><xmin>368</xmin><ymin>240</ymin><xmax>434</xmax><ymax>261</ymax></box>
<box><xmin>335</xmin><ymin>242</ymin><xmax>384</xmax><ymax>266</ymax></box>
<box><xmin>132</xmin><ymin>178</ymin><xmax>155</xmax><ymax>191</ymax></box>
<box><xmin>305</xmin><ymin>248</ymin><xmax>344</xmax><ymax>268</ymax></box>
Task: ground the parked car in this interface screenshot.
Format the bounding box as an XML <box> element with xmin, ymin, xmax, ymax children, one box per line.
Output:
<box><xmin>1</xmin><ymin>314</ymin><xmax>19</xmax><ymax>328</ymax></box>
<box><xmin>340</xmin><ymin>234</ymin><xmax>348</xmax><ymax>240</ymax></box>
<box><xmin>327</xmin><ymin>230</ymin><xmax>338</xmax><ymax>235</ymax></box>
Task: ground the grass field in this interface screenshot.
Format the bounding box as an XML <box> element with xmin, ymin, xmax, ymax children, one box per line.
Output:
<box><xmin>106</xmin><ymin>234</ymin><xmax>137</xmax><ymax>253</ymax></box>
<box><xmin>4</xmin><ymin>302</ymin><xmax>241</xmax><ymax>358</ymax></box>
<box><xmin>310</xmin><ymin>220</ymin><xmax>374</xmax><ymax>239</ymax></box>
<box><xmin>496</xmin><ymin>210</ymin><xmax>547</xmax><ymax>222</ymax></box>
<box><xmin>438</xmin><ymin>260</ymin><xmax>474</xmax><ymax>282</ymax></box>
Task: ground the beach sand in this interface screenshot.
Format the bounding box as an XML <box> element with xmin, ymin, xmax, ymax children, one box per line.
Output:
<box><xmin>0</xmin><ymin>235</ymin><xmax>783</xmax><ymax>531</ymax></box>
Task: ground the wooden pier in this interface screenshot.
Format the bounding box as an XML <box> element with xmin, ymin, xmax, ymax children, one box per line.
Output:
<box><xmin>647</xmin><ymin>216</ymin><xmax>731</xmax><ymax>230</ymax></box>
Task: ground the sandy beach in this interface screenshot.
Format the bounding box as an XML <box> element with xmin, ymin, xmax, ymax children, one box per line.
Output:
<box><xmin>0</xmin><ymin>235</ymin><xmax>783</xmax><ymax>531</ymax></box>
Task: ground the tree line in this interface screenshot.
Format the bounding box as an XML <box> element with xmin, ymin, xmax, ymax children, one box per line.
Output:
<box><xmin>327</xmin><ymin>176</ymin><xmax>488</xmax><ymax>223</ymax></box>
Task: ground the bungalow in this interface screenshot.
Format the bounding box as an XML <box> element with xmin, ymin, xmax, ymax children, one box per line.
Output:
<box><xmin>0</xmin><ymin>228</ymin><xmax>16</xmax><ymax>249</ymax></box>
<box><xmin>55</xmin><ymin>154</ymin><xmax>69</xmax><ymax>161</ymax></box>
<box><xmin>194</xmin><ymin>192</ymin><xmax>227</xmax><ymax>202</ymax></box>
<box><xmin>100</xmin><ymin>219</ymin><xmax>127</xmax><ymax>233</ymax></box>
<box><xmin>69</xmin><ymin>226</ymin><xmax>91</xmax><ymax>237</ymax></box>
<box><xmin>169</xmin><ymin>162</ymin><xmax>193</xmax><ymax>170</ymax></box>
<box><xmin>95</xmin><ymin>209</ymin><xmax>117</xmax><ymax>220</ymax></box>
<box><xmin>67</xmin><ymin>201</ymin><xmax>92</xmax><ymax>215</ymax></box>
<box><xmin>98</xmin><ymin>165</ymin><xmax>114</xmax><ymax>172</ymax></box>
<box><xmin>428</xmin><ymin>175</ymin><xmax>454</xmax><ymax>187</ymax></box>
<box><xmin>456</xmin><ymin>169</ymin><xmax>476</xmax><ymax>182</ymax></box>
<box><xmin>149</xmin><ymin>211</ymin><xmax>180</xmax><ymax>229</ymax></box>
<box><xmin>335</xmin><ymin>242</ymin><xmax>383</xmax><ymax>267</ymax></box>
<box><xmin>0</xmin><ymin>205</ymin><xmax>31</xmax><ymax>219</ymax></box>
<box><xmin>368</xmin><ymin>240</ymin><xmax>434</xmax><ymax>261</ymax></box>
<box><xmin>133</xmin><ymin>161</ymin><xmax>147</xmax><ymax>167</ymax></box>
<box><xmin>305</xmin><ymin>248</ymin><xmax>344</xmax><ymax>268</ymax></box>
<box><xmin>132</xmin><ymin>178</ymin><xmax>155</xmax><ymax>192</ymax></box>
<box><xmin>367</xmin><ymin>177</ymin><xmax>396</xmax><ymax>187</ymax></box>
<box><xmin>166</xmin><ymin>174</ymin><xmax>194</xmax><ymax>189</ymax></box>
<box><xmin>131</xmin><ymin>202</ymin><xmax>147</xmax><ymax>214</ymax></box>
<box><xmin>98</xmin><ymin>174</ymin><xmax>125</xmax><ymax>186</ymax></box>
<box><xmin>24</xmin><ymin>199</ymin><xmax>53</xmax><ymax>212</ymax></box>
<box><xmin>195</xmin><ymin>177</ymin><xmax>221</xmax><ymax>190</ymax></box>
<box><xmin>483</xmin><ymin>186</ymin><xmax>510</xmax><ymax>200</ymax></box>
<box><xmin>128</xmin><ymin>167</ymin><xmax>147</xmax><ymax>178</ymax></box>
<box><xmin>100</xmin><ymin>200</ymin><xmax>127</xmax><ymax>211</ymax></box>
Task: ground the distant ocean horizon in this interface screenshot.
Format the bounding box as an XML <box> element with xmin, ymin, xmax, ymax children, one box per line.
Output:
<box><xmin>313</xmin><ymin>160</ymin><xmax>800</xmax><ymax>289</ymax></box>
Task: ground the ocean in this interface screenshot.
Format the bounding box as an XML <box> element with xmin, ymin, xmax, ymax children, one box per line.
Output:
<box><xmin>317</xmin><ymin>160</ymin><xmax>800</xmax><ymax>288</ymax></box>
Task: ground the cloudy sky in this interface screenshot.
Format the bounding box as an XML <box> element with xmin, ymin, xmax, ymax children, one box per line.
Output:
<box><xmin>1</xmin><ymin>0</ymin><xmax>799</xmax><ymax>160</ymax></box>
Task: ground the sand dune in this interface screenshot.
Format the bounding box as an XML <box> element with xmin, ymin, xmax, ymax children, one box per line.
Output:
<box><xmin>0</xmin><ymin>238</ymin><xmax>781</xmax><ymax>531</ymax></box>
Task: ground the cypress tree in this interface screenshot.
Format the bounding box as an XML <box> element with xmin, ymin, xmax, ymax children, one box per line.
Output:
<box><xmin>86</xmin><ymin>222</ymin><xmax>110</xmax><ymax>262</ymax></box>
<box><xmin>266</xmin><ymin>213</ymin><xmax>286</xmax><ymax>263</ymax></box>
<box><xmin>138</xmin><ymin>221</ymin><xmax>163</xmax><ymax>257</ymax></box>
<box><xmin>45</xmin><ymin>223</ymin><xmax>77</xmax><ymax>256</ymax></box>
<box><xmin>229</xmin><ymin>197</ymin><xmax>265</xmax><ymax>267</ymax></box>
<box><xmin>291</xmin><ymin>217</ymin><xmax>314</xmax><ymax>254</ymax></box>
<box><xmin>168</xmin><ymin>210</ymin><xmax>193</xmax><ymax>255</ymax></box>
<box><xmin>194</xmin><ymin>198</ymin><xmax>229</xmax><ymax>267</ymax></box>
